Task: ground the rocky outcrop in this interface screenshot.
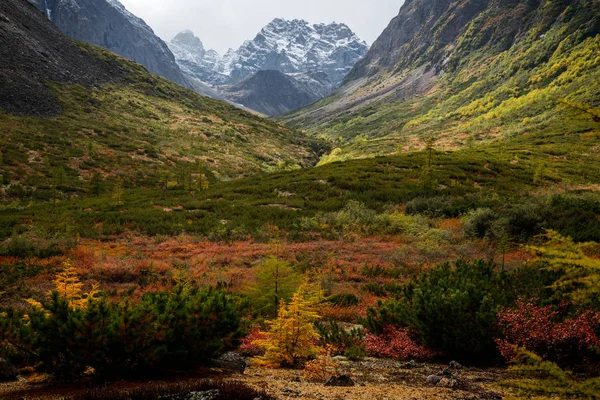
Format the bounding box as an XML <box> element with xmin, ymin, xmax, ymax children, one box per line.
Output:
<box><xmin>29</xmin><ymin>0</ymin><xmax>186</xmax><ymax>85</ymax></box>
<box><xmin>0</xmin><ymin>0</ymin><xmax>126</xmax><ymax>116</ymax></box>
<box><xmin>209</xmin><ymin>352</ymin><xmax>246</xmax><ymax>374</ymax></box>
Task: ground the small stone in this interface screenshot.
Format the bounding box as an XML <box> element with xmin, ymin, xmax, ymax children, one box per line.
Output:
<box><xmin>437</xmin><ymin>377</ymin><xmax>458</xmax><ymax>389</ymax></box>
<box><xmin>210</xmin><ymin>352</ymin><xmax>246</xmax><ymax>374</ymax></box>
<box><xmin>399</xmin><ymin>359</ymin><xmax>421</xmax><ymax>369</ymax></box>
<box><xmin>426</xmin><ymin>374</ymin><xmax>442</xmax><ymax>385</ymax></box>
<box><xmin>449</xmin><ymin>360</ymin><xmax>463</xmax><ymax>369</ymax></box>
<box><xmin>325</xmin><ymin>374</ymin><xmax>355</xmax><ymax>387</ymax></box>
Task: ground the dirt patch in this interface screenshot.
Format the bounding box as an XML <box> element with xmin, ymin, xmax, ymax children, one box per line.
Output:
<box><xmin>238</xmin><ymin>359</ymin><xmax>507</xmax><ymax>400</ymax></box>
<box><xmin>0</xmin><ymin>359</ymin><xmax>509</xmax><ymax>400</ymax></box>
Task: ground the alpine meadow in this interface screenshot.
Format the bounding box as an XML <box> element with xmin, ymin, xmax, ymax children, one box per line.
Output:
<box><xmin>0</xmin><ymin>0</ymin><xmax>599</xmax><ymax>399</ymax></box>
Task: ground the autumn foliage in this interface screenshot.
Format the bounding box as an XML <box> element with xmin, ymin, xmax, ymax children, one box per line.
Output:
<box><xmin>496</xmin><ymin>299</ymin><xmax>600</xmax><ymax>365</ymax></box>
<box><xmin>239</xmin><ymin>325</ymin><xmax>267</xmax><ymax>356</ymax></box>
<box><xmin>253</xmin><ymin>284</ymin><xmax>321</xmax><ymax>367</ymax></box>
<box><xmin>365</xmin><ymin>326</ymin><xmax>433</xmax><ymax>361</ymax></box>
<box><xmin>27</xmin><ymin>259</ymin><xmax>99</xmax><ymax>311</ymax></box>
<box><xmin>302</xmin><ymin>345</ymin><xmax>340</xmax><ymax>382</ymax></box>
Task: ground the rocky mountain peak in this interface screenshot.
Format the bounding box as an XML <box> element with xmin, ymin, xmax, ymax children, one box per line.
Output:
<box><xmin>218</xmin><ymin>18</ymin><xmax>369</xmax><ymax>86</ymax></box>
<box><xmin>172</xmin><ymin>30</ymin><xmax>205</xmax><ymax>53</ymax></box>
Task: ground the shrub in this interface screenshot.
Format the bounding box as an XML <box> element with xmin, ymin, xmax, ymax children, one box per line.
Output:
<box><xmin>463</xmin><ymin>208</ymin><xmax>497</xmax><ymax>239</ymax></box>
<box><xmin>320</xmin><ymin>200</ymin><xmax>377</xmax><ymax>234</ymax></box>
<box><xmin>0</xmin><ymin>282</ymin><xmax>243</xmax><ymax>379</ymax></box>
<box><xmin>499</xmin><ymin>349</ymin><xmax>600</xmax><ymax>399</ymax></box>
<box><xmin>365</xmin><ymin>326</ymin><xmax>433</xmax><ymax>361</ymax></box>
<box><xmin>496</xmin><ymin>299</ymin><xmax>600</xmax><ymax>366</ymax></box>
<box><xmin>365</xmin><ymin>259</ymin><xmax>553</xmax><ymax>363</ymax></box>
<box><xmin>303</xmin><ymin>346</ymin><xmax>340</xmax><ymax>382</ymax></box>
<box><xmin>315</xmin><ymin>321</ymin><xmax>365</xmax><ymax>356</ymax></box>
<box><xmin>328</xmin><ymin>293</ymin><xmax>360</xmax><ymax>307</ymax></box>
<box><xmin>238</xmin><ymin>324</ymin><xmax>267</xmax><ymax>356</ymax></box>
<box><xmin>526</xmin><ymin>230</ymin><xmax>600</xmax><ymax>308</ymax></box>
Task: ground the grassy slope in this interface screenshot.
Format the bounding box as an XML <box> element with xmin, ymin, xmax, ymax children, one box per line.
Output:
<box><xmin>0</xmin><ymin>43</ymin><xmax>319</xmax><ymax>196</ymax></box>
<box><xmin>284</xmin><ymin>0</ymin><xmax>600</xmax><ymax>163</ymax></box>
<box><xmin>1</xmin><ymin>124</ymin><xmax>598</xmax><ymax>239</ymax></box>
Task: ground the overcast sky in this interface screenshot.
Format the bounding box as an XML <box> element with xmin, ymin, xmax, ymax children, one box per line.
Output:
<box><xmin>119</xmin><ymin>0</ymin><xmax>404</xmax><ymax>54</ymax></box>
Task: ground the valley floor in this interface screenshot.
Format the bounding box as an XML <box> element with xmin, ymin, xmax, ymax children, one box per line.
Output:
<box><xmin>0</xmin><ymin>359</ymin><xmax>510</xmax><ymax>400</ymax></box>
<box><xmin>239</xmin><ymin>359</ymin><xmax>507</xmax><ymax>400</ymax></box>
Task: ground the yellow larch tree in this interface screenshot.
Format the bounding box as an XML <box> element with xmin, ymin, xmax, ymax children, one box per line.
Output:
<box><xmin>27</xmin><ymin>259</ymin><xmax>98</xmax><ymax>310</ymax></box>
<box><xmin>253</xmin><ymin>283</ymin><xmax>322</xmax><ymax>367</ymax></box>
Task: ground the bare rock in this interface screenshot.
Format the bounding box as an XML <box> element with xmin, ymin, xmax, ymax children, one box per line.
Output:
<box><xmin>449</xmin><ymin>360</ymin><xmax>463</xmax><ymax>370</ymax></box>
<box><xmin>160</xmin><ymin>389</ymin><xmax>219</xmax><ymax>400</ymax></box>
<box><xmin>399</xmin><ymin>360</ymin><xmax>422</xmax><ymax>369</ymax></box>
<box><xmin>210</xmin><ymin>352</ymin><xmax>246</xmax><ymax>374</ymax></box>
<box><xmin>437</xmin><ymin>377</ymin><xmax>459</xmax><ymax>389</ymax></box>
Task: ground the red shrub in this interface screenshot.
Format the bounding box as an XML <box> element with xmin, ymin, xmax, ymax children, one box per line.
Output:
<box><xmin>366</xmin><ymin>326</ymin><xmax>433</xmax><ymax>361</ymax></box>
<box><xmin>496</xmin><ymin>299</ymin><xmax>600</xmax><ymax>365</ymax></box>
<box><xmin>239</xmin><ymin>325</ymin><xmax>268</xmax><ymax>356</ymax></box>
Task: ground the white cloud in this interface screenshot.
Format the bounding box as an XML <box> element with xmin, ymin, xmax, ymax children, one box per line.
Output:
<box><xmin>119</xmin><ymin>0</ymin><xmax>403</xmax><ymax>54</ymax></box>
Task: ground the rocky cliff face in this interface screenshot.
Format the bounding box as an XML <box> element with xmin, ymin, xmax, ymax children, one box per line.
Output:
<box><xmin>29</xmin><ymin>0</ymin><xmax>186</xmax><ymax>85</ymax></box>
<box><xmin>344</xmin><ymin>0</ymin><xmax>489</xmax><ymax>82</ymax></box>
<box><xmin>168</xmin><ymin>30</ymin><xmax>223</xmax><ymax>84</ymax></box>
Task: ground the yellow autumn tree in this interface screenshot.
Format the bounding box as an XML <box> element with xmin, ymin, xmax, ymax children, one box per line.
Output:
<box><xmin>253</xmin><ymin>283</ymin><xmax>322</xmax><ymax>367</ymax></box>
<box><xmin>526</xmin><ymin>230</ymin><xmax>600</xmax><ymax>306</ymax></box>
<box><xmin>27</xmin><ymin>259</ymin><xmax>98</xmax><ymax>310</ymax></box>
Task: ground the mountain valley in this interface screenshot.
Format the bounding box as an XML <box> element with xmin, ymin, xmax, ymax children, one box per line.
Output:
<box><xmin>0</xmin><ymin>0</ymin><xmax>599</xmax><ymax>399</ymax></box>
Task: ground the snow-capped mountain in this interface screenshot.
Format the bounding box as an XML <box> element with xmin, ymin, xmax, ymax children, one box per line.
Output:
<box><xmin>171</xmin><ymin>19</ymin><xmax>369</xmax><ymax>88</ymax></box>
<box><xmin>219</xmin><ymin>18</ymin><xmax>369</xmax><ymax>87</ymax></box>
<box><xmin>169</xmin><ymin>19</ymin><xmax>369</xmax><ymax>115</ymax></box>
<box><xmin>168</xmin><ymin>30</ymin><xmax>226</xmax><ymax>85</ymax></box>
<box><xmin>29</xmin><ymin>0</ymin><xmax>187</xmax><ymax>85</ymax></box>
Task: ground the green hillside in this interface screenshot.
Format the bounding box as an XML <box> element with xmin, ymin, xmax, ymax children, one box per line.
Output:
<box><xmin>2</xmin><ymin>127</ymin><xmax>598</xmax><ymax>242</ymax></box>
<box><xmin>0</xmin><ymin>1</ymin><xmax>320</xmax><ymax>204</ymax></box>
<box><xmin>284</xmin><ymin>0</ymin><xmax>600</xmax><ymax>164</ymax></box>
<box><xmin>0</xmin><ymin>47</ymin><xmax>319</xmax><ymax>193</ymax></box>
